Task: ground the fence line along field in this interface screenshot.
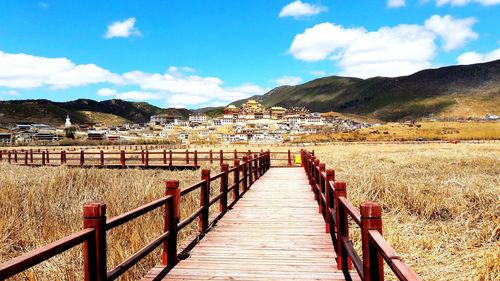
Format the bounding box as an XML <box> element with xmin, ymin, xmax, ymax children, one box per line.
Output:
<box><xmin>0</xmin><ymin>143</ymin><xmax>499</xmax><ymax>280</ymax></box>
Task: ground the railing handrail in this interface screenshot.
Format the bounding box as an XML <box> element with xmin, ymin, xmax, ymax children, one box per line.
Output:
<box><xmin>0</xmin><ymin>149</ymin><xmax>295</xmax><ymax>168</ymax></box>
<box><xmin>301</xmin><ymin>149</ymin><xmax>422</xmax><ymax>281</ymax></box>
<box><xmin>0</xmin><ymin>228</ymin><xmax>97</xmax><ymax>280</ymax></box>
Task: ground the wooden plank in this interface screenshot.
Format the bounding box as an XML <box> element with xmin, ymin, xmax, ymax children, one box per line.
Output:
<box><xmin>143</xmin><ymin>168</ymin><xmax>360</xmax><ymax>281</ymax></box>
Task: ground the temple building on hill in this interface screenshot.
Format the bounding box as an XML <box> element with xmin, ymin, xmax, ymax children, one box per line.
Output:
<box><xmin>224</xmin><ymin>100</ymin><xmax>308</xmax><ymax>121</ymax></box>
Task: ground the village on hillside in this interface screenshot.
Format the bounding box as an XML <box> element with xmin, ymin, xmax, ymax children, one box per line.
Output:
<box><xmin>0</xmin><ymin>100</ymin><xmax>374</xmax><ymax>145</ymax></box>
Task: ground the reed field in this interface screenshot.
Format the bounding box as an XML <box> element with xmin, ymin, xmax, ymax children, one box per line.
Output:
<box><xmin>0</xmin><ymin>143</ymin><xmax>499</xmax><ymax>280</ymax></box>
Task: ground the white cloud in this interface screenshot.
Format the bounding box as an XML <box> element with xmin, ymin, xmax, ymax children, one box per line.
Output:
<box><xmin>273</xmin><ymin>76</ymin><xmax>303</xmax><ymax>86</ymax></box>
<box><xmin>289</xmin><ymin>22</ymin><xmax>436</xmax><ymax>78</ymax></box>
<box><xmin>457</xmin><ymin>48</ymin><xmax>500</xmax><ymax>64</ymax></box>
<box><xmin>424</xmin><ymin>15</ymin><xmax>478</xmax><ymax>51</ymax></box>
<box><xmin>279</xmin><ymin>1</ymin><xmax>327</xmax><ymax>18</ymax></box>
<box><xmin>96</xmin><ymin>88</ymin><xmax>117</xmax><ymax>96</ymax></box>
<box><xmin>288</xmin><ymin>14</ymin><xmax>480</xmax><ymax>78</ymax></box>
<box><xmin>289</xmin><ymin>23</ymin><xmax>366</xmax><ymax>61</ymax></box>
<box><xmin>0</xmin><ymin>50</ymin><xmax>266</xmax><ymax>108</ymax></box>
<box><xmin>95</xmin><ymin>68</ymin><xmax>267</xmax><ymax>108</ymax></box>
<box><xmin>435</xmin><ymin>0</ymin><xmax>500</xmax><ymax>6</ymax></box>
<box><xmin>339</xmin><ymin>25</ymin><xmax>436</xmax><ymax>78</ymax></box>
<box><xmin>104</xmin><ymin>17</ymin><xmax>142</xmax><ymax>39</ymax></box>
<box><xmin>387</xmin><ymin>0</ymin><xmax>406</xmax><ymax>8</ymax></box>
<box><xmin>0</xmin><ymin>51</ymin><xmax>121</xmax><ymax>89</ymax></box>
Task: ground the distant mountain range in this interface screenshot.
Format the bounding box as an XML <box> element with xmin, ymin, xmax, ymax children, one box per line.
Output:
<box><xmin>1</xmin><ymin>59</ymin><xmax>499</xmax><ymax>126</ymax></box>
<box><xmin>0</xmin><ymin>99</ymin><xmax>191</xmax><ymax>126</ymax></box>
<box><xmin>232</xmin><ymin>59</ymin><xmax>500</xmax><ymax>121</ymax></box>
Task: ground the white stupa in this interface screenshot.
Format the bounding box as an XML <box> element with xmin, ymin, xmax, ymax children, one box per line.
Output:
<box><xmin>65</xmin><ymin>114</ymin><xmax>72</xmax><ymax>128</ymax></box>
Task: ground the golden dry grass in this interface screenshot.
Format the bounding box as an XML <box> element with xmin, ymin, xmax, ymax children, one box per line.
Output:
<box><xmin>0</xmin><ymin>164</ymin><xmax>216</xmax><ymax>280</ymax></box>
<box><xmin>0</xmin><ymin>143</ymin><xmax>499</xmax><ymax>280</ymax></box>
<box><xmin>295</xmin><ymin>121</ymin><xmax>500</xmax><ymax>142</ymax></box>
<box><xmin>312</xmin><ymin>143</ymin><xmax>499</xmax><ymax>281</ymax></box>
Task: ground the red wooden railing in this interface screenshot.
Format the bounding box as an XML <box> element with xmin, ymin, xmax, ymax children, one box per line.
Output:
<box><xmin>0</xmin><ymin>152</ymin><xmax>271</xmax><ymax>280</ymax></box>
<box><xmin>301</xmin><ymin>149</ymin><xmax>422</xmax><ymax>281</ymax></box>
<box><xmin>0</xmin><ymin>149</ymin><xmax>296</xmax><ymax>168</ymax></box>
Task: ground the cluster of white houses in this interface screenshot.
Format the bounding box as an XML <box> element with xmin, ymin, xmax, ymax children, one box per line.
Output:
<box><xmin>146</xmin><ymin>100</ymin><xmax>372</xmax><ymax>143</ymax></box>
<box><xmin>1</xmin><ymin>100</ymin><xmax>374</xmax><ymax>145</ymax></box>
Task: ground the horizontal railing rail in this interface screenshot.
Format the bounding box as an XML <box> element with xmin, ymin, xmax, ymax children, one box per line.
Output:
<box><xmin>0</xmin><ymin>148</ymin><xmax>296</xmax><ymax>168</ymax></box>
<box><xmin>0</xmin><ymin>151</ymin><xmax>271</xmax><ymax>280</ymax></box>
<box><xmin>0</xmin><ymin>229</ymin><xmax>97</xmax><ymax>280</ymax></box>
<box><xmin>301</xmin><ymin>149</ymin><xmax>422</xmax><ymax>281</ymax></box>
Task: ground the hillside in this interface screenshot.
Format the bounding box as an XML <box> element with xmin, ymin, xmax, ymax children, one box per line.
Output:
<box><xmin>0</xmin><ymin>99</ymin><xmax>192</xmax><ymax>126</ymax></box>
<box><xmin>232</xmin><ymin>60</ymin><xmax>500</xmax><ymax>121</ymax></box>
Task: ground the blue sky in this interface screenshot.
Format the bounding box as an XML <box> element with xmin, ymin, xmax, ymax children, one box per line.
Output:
<box><xmin>0</xmin><ymin>0</ymin><xmax>499</xmax><ymax>108</ymax></box>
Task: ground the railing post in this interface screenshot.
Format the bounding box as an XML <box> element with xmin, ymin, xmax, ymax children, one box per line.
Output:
<box><xmin>163</xmin><ymin>180</ymin><xmax>180</xmax><ymax>268</ymax></box>
<box><xmin>42</xmin><ymin>151</ymin><xmax>46</xmax><ymax>165</ymax></box>
<box><xmin>194</xmin><ymin>150</ymin><xmax>198</xmax><ymax>167</ymax></box>
<box><xmin>0</xmin><ymin>150</ymin><xmax>2</xmax><ymax>162</ymax></box>
<box><xmin>60</xmin><ymin>151</ymin><xmax>64</xmax><ymax>164</ymax></box>
<box><xmin>308</xmin><ymin>156</ymin><xmax>315</xmax><ymax>187</ymax></box>
<box><xmin>145</xmin><ymin>150</ymin><xmax>149</xmax><ymax>167</ymax></box>
<box><xmin>219</xmin><ymin>150</ymin><xmax>223</xmax><ymax>165</ymax></box>
<box><xmin>24</xmin><ymin>151</ymin><xmax>28</xmax><ymax>165</ymax></box>
<box><xmin>7</xmin><ymin>151</ymin><xmax>11</xmax><ymax>164</ymax></box>
<box><xmin>83</xmin><ymin>203</ymin><xmax>106</xmax><ymax>281</ymax></box>
<box><xmin>288</xmin><ymin>149</ymin><xmax>292</xmax><ymax>166</ymax></box>
<box><xmin>267</xmin><ymin>150</ymin><xmax>271</xmax><ymax>170</ymax></box>
<box><xmin>80</xmin><ymin>150</ymin><xmax>85</xmax><ymax>166</ymax></box>
<box><xmin>325</xmin><ymin>169</ymin><xmax>335</xmax><ymax>233</ymax></box>
<box><xmin>220</xmin><ymin>163</ymin><xmax>229</xmax><ymax>214</ymax></box>
<box><xmin>361</xmin><ymin>202</ymin><xmax>384</xmax><ymax>281</ymax></box>
<box><xmin>233</xmin><ymin>159</ymin><xmax>240</xmax><ymax>200</ymax></box>
<box><xmin>120</xmin><ymin>150</ymin><xmax>126</xmax><ymax>167</ymax></box>
<box><xmin>163</xmin><ymin>149</ymin><xmax>167</xmax><ymax>164</ymax></box>
<box><xmin>200</xmin><ymin>169</ymin><xmax>210</xmax><ymax>234</ymax></box>
<box><xmin>248</xmin><ymin>155</ymin><xmax>253</xmax><ymax>186</ymax></box>
<box><xmin>100</xmin><ymin>150</ymin><xmax>104</xmax><ymax>167</ymax></box>
<box><xmin>185</xmin><ymin>149</ymin><xmax>189</xmax><ymax>164</ymax></box>
<box><xmin>313</xmin><ymin>159</ymin><xmax>320</xmax><ymax>199</ymax></box>
<box><xmin>141</xmin><ymin>150</ymin><xmax>145</xmax><ymax>164</ymax></box>
<box><xmin>14</xmin><ymin>150</ymin><xmax>18</xmax><ymax>163</ymax></box>
<box><xmin>319</xmin><ymin>163</ymin><xmax>326</xmax><ymax>214</ymax></box>
<box><xmin>169</xmin><ymin>150</ymin><xmax>173</xmax><ymax>166</ymax></box>
<box><xmin>45</xmin><ymin>150</ymin><xmax>49</xmax><ymax>163</ymax></box>
<box><xmin>253</xmin><ymin>154</ymin><xmax>259</xmax><ymax>180</ymax></box>
<box><xmin>242</xmin><ymin>156</ymin><xmax>248</xmax><ymax>191</ymax></box>
<box><xmin>30</xmin><ymin>149</ymin><xmax>33</xmax><ymax>163</ymax></box>
<box><xmin>209</xmin><ymin>149</ymin><xmax>213</xmax><ymax>164</ymax></box>
<box><xmin>335</xmin><ymin>181</ymin><xmax>351</xmax><ymax>270</ymax></box>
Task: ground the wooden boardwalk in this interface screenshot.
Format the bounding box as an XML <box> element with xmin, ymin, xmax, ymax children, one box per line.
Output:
<box><xmin>144</xmin><ymin>168</ymin><xmax>359</xmax><ymax>281</ymax></box>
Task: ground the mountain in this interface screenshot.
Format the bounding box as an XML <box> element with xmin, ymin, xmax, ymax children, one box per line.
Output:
<box><xmin>195</xmin><ymin>106</ymin><xmax>225</xmax><ymax>118</ymax></box>
<box><xmin>231</xmin><ymin>60</ymin><xmax>500</xmax><ymax>121</ymax></box>
<box><xmin>0</xmin><ymin>99</ymin><xmax>192</xmax><ymax>126</ymax></box>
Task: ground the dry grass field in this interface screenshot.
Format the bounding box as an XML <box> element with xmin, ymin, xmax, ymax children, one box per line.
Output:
<box><xmin>0</xmin><ymin>143</ymin><xmax>498</xmax><ymax>280</ymax></box>
<box><xmin>313</xmin><ymin>143</ymin><xmax>499</xmax><ymax>281</ymax></box>
<box><xmin>295</xmin><ymin>121</ymin><xmax>500</xmax><ymax>142</ymax></box>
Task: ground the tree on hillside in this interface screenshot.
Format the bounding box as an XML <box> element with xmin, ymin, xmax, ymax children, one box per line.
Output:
<box><xmin>64</xmin><ymin>127</ymin><xmax>76</xmax><ymax>139</ymax></box>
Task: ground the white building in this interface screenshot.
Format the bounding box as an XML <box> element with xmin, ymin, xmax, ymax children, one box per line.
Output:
<box><xmin>189</xmin><ymin>113</ymin><xmax>208</xmax><ymax>123</ymax></box>
<box><xmin>65</xmin><ymin>115</ymin><xmax>72</xmax><ymax>128</ymax></box>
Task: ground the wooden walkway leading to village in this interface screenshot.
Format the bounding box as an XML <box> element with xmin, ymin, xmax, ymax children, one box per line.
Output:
<box><xmin>0</xmin><ymin>150</ymin><xmax>421</xmax><ymax>281</ymax></box>
<box><xmin>144</xmin><ymin>168</ymin><xmax>357</xmax><ymax>281</ymax></box>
